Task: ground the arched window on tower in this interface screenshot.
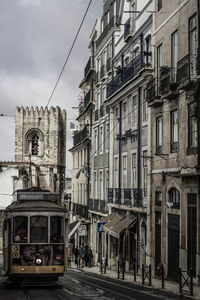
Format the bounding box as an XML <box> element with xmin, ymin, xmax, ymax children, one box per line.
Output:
<box><xmin>32</xmin><ymin>135</ymin><xmax>39</xmax><ymax>155</ymax></box>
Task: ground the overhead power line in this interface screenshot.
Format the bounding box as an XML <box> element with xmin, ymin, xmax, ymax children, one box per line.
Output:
<box><xmin>45</xmin><ymin>0</ymin><xmax>93</xmax><ymax>109</ymax></box>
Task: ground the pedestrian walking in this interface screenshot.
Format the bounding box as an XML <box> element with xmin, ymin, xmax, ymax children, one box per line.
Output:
<box><xmin>88</xmin><ymin>246</ymin><xmax>93</xmax><ymax>267</ymax></box>
<box><xmin>79</xmin><ymin>244</ymin><xmax>86</xmax><ymax>268</ymax></box>
<box><xmin>74</xmin><ymin>246</ymin><xmax>79</xmax><ymax>264</ymax></box>
<box><xmin>84</xmin><ymin>244</ymin><xmax>89</xmax><ymax>267</ymax></box>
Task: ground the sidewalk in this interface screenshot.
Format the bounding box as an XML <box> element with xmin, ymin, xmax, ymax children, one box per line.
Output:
<box><xmin>69</xmin><ymin>261</ymin><xmax>200</xmax><ymax>299</ymax></box>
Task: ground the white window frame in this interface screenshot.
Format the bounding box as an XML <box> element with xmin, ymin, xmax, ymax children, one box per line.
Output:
<box><xmin>99</xmin><ymin>169</ymin><xmax>104</xmax><ymax>201</ymax></box>
<box><xmin>131</xmin><ymin>152</ymin><xmax>137</xmax><ymax>188</ymax></box>
<box><xmin>132</xmin><ymin>95</ymin><xmax>137</xmax><ymax>127</ymax></box>
<box><xmin>99</xmin><ymin>125</ymin><xmax>104</xmax><ymax>155</ymax></box>
<box><xmin>114</xmin><ymin>155</ymin><xmax>119</xmax><ymax>188</ymax></box>
<box><xmin>94</xmin><ymin>128</ymin><xmax>98</xmax><ymax>156</ymax></box>
<box><xmin>105</xmin><ymin>122</ymin><xmax>109</xmax><ymax>153</ymax></box>
<box><xmin>94</xmin><ymin>171</ymin><xmax>97</xmax><ymax>200</ymax></box>
<box><xmin>122</xmin><ymin>154</ymin><xmax>127</xmax><ymax>188</ymax></box>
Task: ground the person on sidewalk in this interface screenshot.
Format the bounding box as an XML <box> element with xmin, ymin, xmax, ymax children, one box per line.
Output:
<box><xmin>88</xmin><ymin>246</ymin><xmax>93</xmax><ymax>267</ymax></box>
<box><xmin>74</xmin><ymin>246</ymin><xmax>79</xmax><ymax>264</ymax></box>
<box><xmin>84</xmin><ymin>244</ymin><xmax>89</xmax><ymax>267</ymax></box>
<box><xmin>79</xmin><ymin>244</ymin><xmax>86</xmax><ymax>268</ymax></box>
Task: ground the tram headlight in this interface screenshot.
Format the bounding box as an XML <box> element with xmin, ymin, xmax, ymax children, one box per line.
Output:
<box><xmin>36</xmin><ymin>258</ymin><xmax>42</xmax><ymax>265</ymax></box>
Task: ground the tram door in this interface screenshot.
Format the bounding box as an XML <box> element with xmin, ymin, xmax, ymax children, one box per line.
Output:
<box><xmin>8</xmin><ymin>219</ymin><xmax>12</xmax><ymax>272</ymax></box>
<box><xmin>3</xmin><ymin>219</ymin><xmax>11</xmax><ymax>273</ymax></box>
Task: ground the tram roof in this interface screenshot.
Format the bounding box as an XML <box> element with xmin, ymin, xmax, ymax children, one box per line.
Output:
<box><xmin>5</xmin><ymin>200</ymin><xmax>67</xmax><ymax>212</ymax></box>
<box><xmin>5</xmin><ymin>187</ymin><xmax>67</xmax><ymax>212</ymax></box>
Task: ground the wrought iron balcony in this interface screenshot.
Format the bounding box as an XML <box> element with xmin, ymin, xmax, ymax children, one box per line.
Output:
<box><xmin>115</xmin><ymin>188</ymin><xmax>121</xmax><ymax>204</ymax></box>
<box><xmin>133</xmin><ymin>188</ymin><xmax>143</xmax><ymax>207</ymax></box>
<box><xmin>78</xmin><ymin>88</ymin><xmax>93</xmax><ymax>117</ymax></box>
<box><xmin>108</xmin><ymin>188</ymin><xmax>114</xmax><ymax>203</ymax></box>
<box><xmin>84</xmin><ymin>56</ymin><xmax>95</xmax><ymax>80</ymax></box>
<box><xmin>159</xmin><ymin>67</ymin><xmax>178</xmax><ymax>99</ymax></box>
<box><xmin>94</xmin><ymin>199</ymin><xmax>100</xmax><ymax>211</ymax></box>
<box><xmin>124</xmin><ymin>188</ymin><xmax>131</xmax><ymax>205</ymax></box>
<box><xmin>177</xmin><ymin>54</ymin><xmax>198</xmax><ymax>90</ymax></box>
<box><xmin>107</xmin><ymin>54</ymin><xmax>147</xmax><ymax>98</ymax></box>
<box><xmin>73</xmin><ymin>203</ymin><xmax>88</xmax><ymax>219</ymax></box>
<box><xmin>96</xmin><ymin>16</ymin><xmax>117</xmax><ymax>49</ymax></box>
<box><xmin>84</xmin><ymin>89</ymin><xmax>92</xmax><ymax>108</ymax></box>
<box><xmin>124</xmin><ymin>18</ymin><xmax>131</xmax><ymax>41</ymax></box>
<box><xmin>107</xmin><ymin>188</ymin><xmax>145</xmax><ymax>208</ymax></box>
<box><xmin>100</xmin><ymin>200</ymin><xmax>107</xmax><ymax>214</ymax></box>
<box><xmin>124</xmin><ymin>18</ymin><xmax>135</xmax><ymax>42</ymax></box>
<box><xmin>146</xmin><ymin>78</ymin><xmax>162</xmax><ymax>107</ymax></box>
<box><xmin>73</xmin><ymin>124</ymin><xmax>90</xmax><ymax>146</ymax></box>
<box><xmin>89</xmin><ymin>198</ymin><xmax>94</xmax><ymax>211</ymax></box>
<box><xmin>88</xmin><ymin>199</ymin><xmax>108</xmax><ymax>214</ymax></box>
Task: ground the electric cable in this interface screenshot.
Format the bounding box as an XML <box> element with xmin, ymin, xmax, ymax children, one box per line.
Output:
<box><xmin>38</xmin><ymin>0</ymin><xmax>93</xmax><ymax>124</ymax></box>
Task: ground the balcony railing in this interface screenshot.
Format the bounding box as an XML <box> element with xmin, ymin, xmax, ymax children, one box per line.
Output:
<box><xmin>107</xmin><ymin>188</ymin><xmax>146</xmax><ymax>207</ymax></box>
<box><xmin>108</xmin><ymin>188</ymin><xmax>114</xmax><ymax>203</ymax></box>
<box><xmin>124</xmin><ymin>18</ymin><xmax>135</xmax><ymax>41</ymax></box>
<box><xmin>88</xmin><ymin>199</ymin><xmax>108</xmax><ymax>214</ymax></box>
<box><xmin>159</xmin><ymin>67</ymin><xmax>178</xmax><ymax>97</ymax></box>
<box><xmin>84</xmin><ymin>89</ymin><xmax>91</xmax><ymax>108</ymax></box>
<box><xmin>72</xmin><ymin>203</ymin><xmax>88</xmax><ymax>219</ymax></box>
<box><xmin>124</xmin><ymin>18</ymin><xmax>131</xmax><ymax>41</ymax></box>
<box><xmin>84</xmin><ymin>56</ymin><xmax>95</xmax><ymax>79</ymax></box>
<box><xmin>177</xmin><ymin>54</ymin><xmax>197</xmax><ymax>89</ymax></box>
<box><xmin>96</xmin><ymin>16</ymin><xmax>117</xmax><ymax>49</ymax></box>
<box><xmin>115</xmin><ymin>188</ymin><xmax>121</xmax><ymax>204</ymax></box>
<box><xmin>78</xmin><ymin>88</ymin><xmax>93</xmax><ymax>116</ymax></box>
<box><xmin>107</xmin><ymin>54</ymin><xmax>148</xmax><ymax>98</ymax></box>
<box><xmin>146</xmin><ymin>78</ymin><xmax>161</xmax><ymax>106</ymax></box>
<box><xmin>73</xmin><ymin>124</ymin><xmax>89</xmax><ymax>146</ymax></box>
<box><xmin>94</xmin><ymin>199</ymin><xmax>99</xmax><ymax>211</ymax></box>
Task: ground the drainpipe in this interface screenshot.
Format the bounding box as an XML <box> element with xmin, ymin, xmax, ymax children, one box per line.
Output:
<box><xmin>136</xmin><ymin>87</ymin><xmax>142</xmax><ymax>271</ymax></box>
<box><xmin>118</xmin><ymin>101</ymin><xmax>122</xmax><ymax>191</ymax></box>
<box><xmin>140</xmin><ymin>33</ymin><xmax>144</xmax><ymax>66</ymax></box>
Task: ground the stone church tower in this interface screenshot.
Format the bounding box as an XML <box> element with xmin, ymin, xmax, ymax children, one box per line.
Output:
<box><xmin>15</xmin><ymin>106</ymin><xmax>66</xmax><ymax>193</ymax></box>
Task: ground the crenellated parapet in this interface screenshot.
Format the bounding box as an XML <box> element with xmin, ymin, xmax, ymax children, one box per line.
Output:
<box><xmin>15</xmin><ymin>106</ymin><xmax>66</xmax><ymax>177</ymax></box>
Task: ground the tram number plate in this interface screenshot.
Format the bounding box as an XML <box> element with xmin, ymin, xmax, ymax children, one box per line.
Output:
<box><xmin>11</xmin><ymin>245</ymin><xmax>20</xmax><ymax>258</ymax></box>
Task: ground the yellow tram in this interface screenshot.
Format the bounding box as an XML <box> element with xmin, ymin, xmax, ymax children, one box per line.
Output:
<box><xmin>2</xmin><ymin>187</ymin><xmax>69</xmax><ymax>282</ymax></box>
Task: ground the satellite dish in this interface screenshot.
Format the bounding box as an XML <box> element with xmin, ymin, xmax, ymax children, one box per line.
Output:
<box><xmin>167</xmin><ymin>202</ymin><xmax>173</xmax><ymax>208</ymax></box>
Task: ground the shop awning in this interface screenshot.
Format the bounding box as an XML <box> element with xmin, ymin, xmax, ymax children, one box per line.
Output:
<box><xmin>104</xmin><ymin>214</ymin><xmax>137</xmax><ymax>239</ymax></box>
<box><xmin>103</xmin><ymin>214</ymin><xmax>124</xmax><ymax>237</ymax></box>
<box><xmin>68</xmin><ymin>220</ymin><xmax>81</xmax><ymax>239</ymax></box>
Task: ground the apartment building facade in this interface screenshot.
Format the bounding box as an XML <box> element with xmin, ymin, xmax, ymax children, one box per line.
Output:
<box><xmin>146</xmin><ymin>0</ymin><xmax>200</xmax><ymax>282</ymax></box>
<box><xmin>104</xmin><ymin>0</ymin><xmax>154</xmax><ymax>271</ymax></box>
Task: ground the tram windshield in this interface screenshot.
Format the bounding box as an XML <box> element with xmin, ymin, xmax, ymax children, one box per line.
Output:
<box><xmin>13</xmin><ymin>216</ymin><xmax>28</xmax><ymax>243</ymax></box>
<box><xmin>30</xmin><ymin>216</ymin><xmax>48</xmax><ymax>243</ymax></box>
<box><xmin>50</xmin><ymin>216</ymin><xmax>64</xmax><ymax>243</ymax></box>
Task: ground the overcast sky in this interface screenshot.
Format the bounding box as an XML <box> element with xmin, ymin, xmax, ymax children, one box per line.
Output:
<box><xmin>0</xmin><ymin>0</ymin><xmax>103</xmax><ymax>176</ymax></box>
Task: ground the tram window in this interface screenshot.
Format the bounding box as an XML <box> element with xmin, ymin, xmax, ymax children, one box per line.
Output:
<box><xmin>13</xmin><ymin>216</ymin><xmax>28</xmax><ymax>243</ymax></box>
<box><xmin>30</xmin><ymin>216</ymin><xmax>48</xmax><ymax>243</ymax></box>
<box><xmin>50</xmin><ymin>216</ymin><xmax>63</xmax><ymax>243</ymax></box>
